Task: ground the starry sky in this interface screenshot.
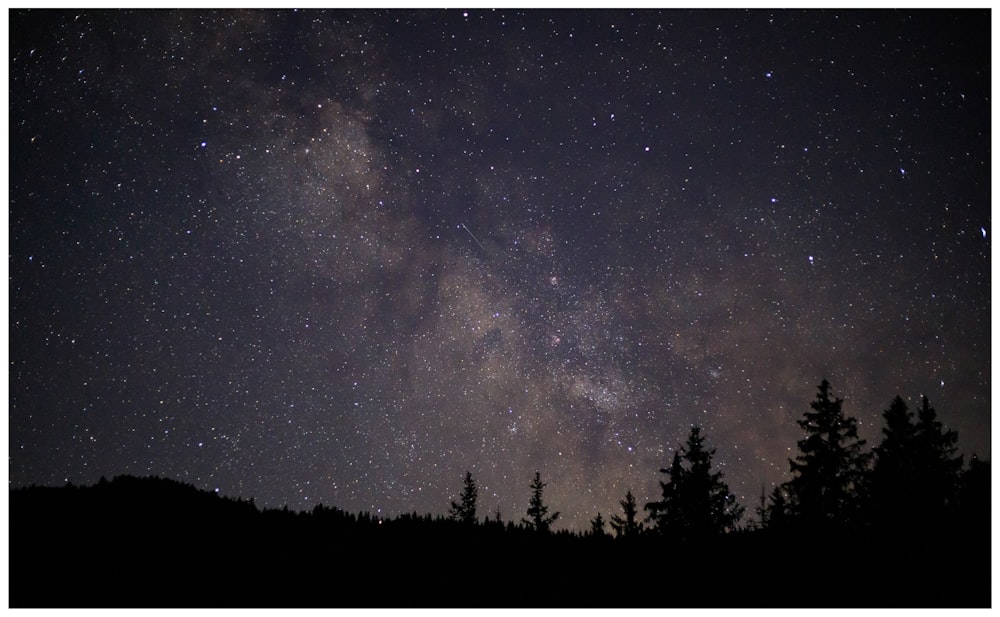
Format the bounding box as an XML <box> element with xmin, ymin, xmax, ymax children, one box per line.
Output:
<box><xmin>8</xmin><ymin>9</ymin><xmax>991</xmax><ymax>531</ymax></box>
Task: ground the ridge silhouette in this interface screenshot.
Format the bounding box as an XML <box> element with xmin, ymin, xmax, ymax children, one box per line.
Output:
<box><xmin>10</xmin><ymin>381</ymin><xmax>990</xmax><ymax>608</ymax></box>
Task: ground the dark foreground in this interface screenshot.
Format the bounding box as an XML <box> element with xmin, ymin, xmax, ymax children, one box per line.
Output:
<box><xmin>10</xmin><ymin>476</ymin><xmax>990</xmax><ymax>608</ymax></box>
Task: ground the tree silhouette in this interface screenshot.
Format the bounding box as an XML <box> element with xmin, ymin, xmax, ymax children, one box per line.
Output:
<box><xmin>646</xmin><ymin>450</ymin><xmax>685</xmax><ymax>533</ymax></box>
<box><xmin>785</xmin><ymin>379</ymin><xmax>869</xmax><ymax>530</ymax></box>
<box><xmin>589</xmin><ymin>512</ymin><xmax>607</xmax><ymax>537</ymax></box>
<box><xmin>448</xmin><ymin>471</ymin><xmax>478</xmax><ymax>524</ymax></box>
<box><xmin>609</xmin><ymin>489</ymin><xmax>644</xmax><ymax>538</ymax></box>
<box><xmin>958</xmin><ymin>455</ymin><xmax>990</xmax><ymax>529</ymax></box>
<box><xmin>869</xmin><ymin>395</ymin><xmax>920</xmax><ymax>527</ymax></box>
<box><xmin>912</xmin><ymin>395</ymin><xmax>963</xmax><ymax>517</ymax></box>
<box><xmin>646</xmin><ymin>426</ymin><xmax>744</xmax><ymax>539</ymax></box>
<box><xmin>867</xmin><ymin>393</ymin><xmax>964</xmax><ymax>530</ymax></box>
<box><xmin>521</xmin><ymin>471</ymin><xmax>559</xmax><ymax>533</ymax></box>
<box><xmin>761</xmin><ymin>485</ymin><xmax>791</xmax><ymax>531</ymax></box>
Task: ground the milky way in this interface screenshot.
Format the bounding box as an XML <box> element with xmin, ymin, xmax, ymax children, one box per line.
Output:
<box><xmin>9</xmin><ymin>9</ymin><xmax>990</xmax><ymax>529</ymax></box>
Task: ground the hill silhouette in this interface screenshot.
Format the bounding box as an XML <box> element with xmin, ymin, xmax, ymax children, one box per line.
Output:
<box><xmin>11</xmin><ymin>471</ymin><xmax>989</xmax><ymax>608</ymax></box>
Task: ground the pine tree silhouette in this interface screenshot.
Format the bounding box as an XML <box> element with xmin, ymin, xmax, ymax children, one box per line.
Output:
<box><xmin>870</xmin><ymin>395</ymin><xmax>919</xmax><ymax>528</ymax></box>
<box><xmin>609</xmin><ymin>489</ymin><xmax>644</xmax><ymax>538</ymax></box>
<box><xmin>786</xmin><ymin>379</ymin><xmax>869</xmax><ymax>530</ymax></box>
<box><xmin>958</xmin><ymin>455</ymin><xmax>990</xmax><ymax>529</ymax></box>
<box><xmin>589</xmin><ymin>512</ymin><xmax>607</xmax><ymax>537</ymax></box>
<box><xmin>646</xmin><ymin>450</ymin><xmax>685</xmax><ymax>534</ymax></box>
<box><xmin>912</xmin><ymin>395</ymin><xmax>963</xmax><ymax>518</ymax></box>
<box><xmin>645</xmin><ymin>426</ymin><xmax>743</xmax><ymax>539</ymax></box>
<box><xmin>521</xmin><ymin>471</ymin><xmax>559</xmax><ymax>533</ymax></box>
<box><xmin>761</xmin><ymin>485</ymin><xmax>791</xmax><ymax>531</ymax></box>
<box><xmin>448</xmin><ymin>471</ymin><xmax>478</xmax><ymax>524</ymax></box>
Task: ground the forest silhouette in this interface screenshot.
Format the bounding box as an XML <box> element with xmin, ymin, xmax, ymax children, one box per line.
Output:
<box><xmin>10</xmin><ymin>380</ymin><xmax>990</xmax><ymax>608</ymax></box>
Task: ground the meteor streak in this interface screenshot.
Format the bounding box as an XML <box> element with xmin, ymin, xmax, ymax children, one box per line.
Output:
<box><xmin>461</xmin><ymin>223</ymin><xmax>486</xmax><ymax>251</ymax></box>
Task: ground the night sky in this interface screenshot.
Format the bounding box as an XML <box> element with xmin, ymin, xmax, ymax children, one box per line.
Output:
<box><xmin>9</xmin><ymin>9</ymin><xmax>991</xmax><ymax>531</ymax></box>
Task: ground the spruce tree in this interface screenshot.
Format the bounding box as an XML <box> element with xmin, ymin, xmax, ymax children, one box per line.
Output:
<box><xmin>609</xmin><ymin>489</ymin><xmax>644</xmax><ymax>538</ymax></box>
<box><xmin>762</xmin><ymin>485</ymin><xmax>791</xmax><ymax>531</ymax></box>
<box><xmin>912</xmin><ymin>395</ymin><xmax>963</xmax><ymax>517</ymax></box>
<box><xmin>874</xmin><ymin>396</ymin><xmax>917</xmax><ymax>470</ymax></box>
<box><xmin>448</xmin><ymin>471</ymin><xmax>478</xmax><ymax>524</ymax></box>
<box><xmin>786</xmin><ymin>379</ymin><xmax>870</xmax><ymax>530</ymax></box>
<box><xmin>958</xmin><ymin>455</ymin><xmax>990</xmax><ymax>530</ymax></box>
<box><xmin>521</xmin><ymin>471</ymin><xmax>560</xmax><ymax>532</ymax></box>
<box><xmin>870</xmin><ymin>395</ymin><xmax>918</xmax><ymax>526</ymax></box>
<box><xmin>870</xmin><ymin>394</ymin><xmax>963</xmax><ymax>529</ymax></box>
<box><xmin>589</xmin><ymin>512</ymin><xmax>607</xmax><ymax>537</ymax></box>
<box><xmin>645</xmin><ymin>426</ymin><xmax>744</xmax><ymax>539</ymax></box>
<box><xmin>645</xmin><ymin>450</ymin><xmax>685</xmax><ymax>534</ymax></box>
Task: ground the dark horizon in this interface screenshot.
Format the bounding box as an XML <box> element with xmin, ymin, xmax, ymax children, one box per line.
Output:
<box><xmin>7</xmin><ymin>380</ymin><xmax>987</xmax><ymax>535</ymax></box>
<box><xmin>9</xmin><ymin>9</ymin><xmax>990</xmax><ymax>532</ymax></box>
<box><xmin>10</xmin><ymin>458</ymin><xmax>991</xmax><ymax>608</ymax></box>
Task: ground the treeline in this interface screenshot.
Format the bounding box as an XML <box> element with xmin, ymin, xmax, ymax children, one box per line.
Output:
<box><xmin>10</xmin><ymin>380</ymin><xmax>990</xmax><ymax>608</ymax></box>
<box><xmin>588</xmin><ymin>379</ymin><xmax>989</xmax><ymax>540</ymax></box>
<box><xmin>444</xmin><ymin>379</ymin><xmax>987</xmax><ymax>543</ymax></box>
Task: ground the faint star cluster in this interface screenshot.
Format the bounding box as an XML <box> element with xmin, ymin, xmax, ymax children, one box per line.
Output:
<box><xmin>9</xmin><ymin>9</ymin><xmax>990</xmax><ymax>530</ymax></box>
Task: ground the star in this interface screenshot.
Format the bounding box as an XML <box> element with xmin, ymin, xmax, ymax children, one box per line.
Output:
<box><xmin>7</xmin><ymin>8</ymin><xmax>989</xmax><ymax>536</ymax></box>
